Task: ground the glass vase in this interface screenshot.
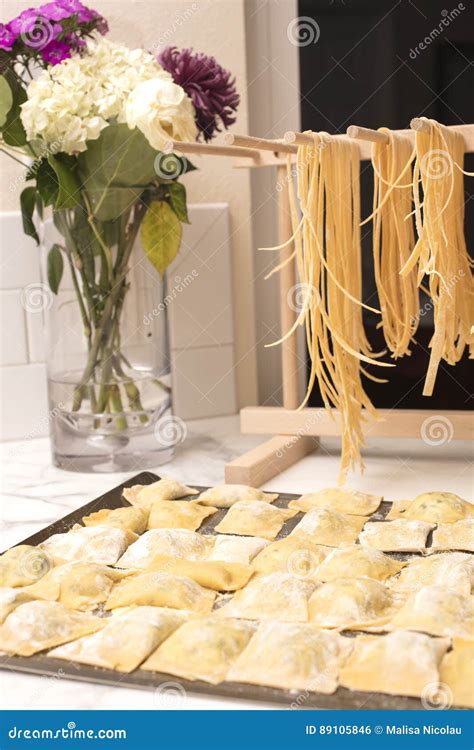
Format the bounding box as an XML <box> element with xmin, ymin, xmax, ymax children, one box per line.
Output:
<box><xmin>40</xmin><ymin>202</ymin><xmax>177</xmax><ymax>472</ymax></box>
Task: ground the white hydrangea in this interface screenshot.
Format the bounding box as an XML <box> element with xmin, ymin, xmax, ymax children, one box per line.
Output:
<box><xmin>21</xmin><ymin>37</ymin><xmax>197</xmax><ymax>154</ymax></box>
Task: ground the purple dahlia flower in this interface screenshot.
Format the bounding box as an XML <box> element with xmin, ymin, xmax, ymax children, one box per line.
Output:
<box><xmin>158</xmin><ymin>46</ymin><xmax>240</xmax><ymax>141</ymax></box>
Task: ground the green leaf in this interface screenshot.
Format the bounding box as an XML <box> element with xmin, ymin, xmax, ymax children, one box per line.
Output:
<box><xmin>0</xmin><ymin>75</ymin><xmax>13</xmax><ymax>128</ymax></box>
<box><xmin>35</xmin><ymin>159</ymin><xmax>59</xmax><ymax>207</ymax></box>
<box><xmin>77</xmin><ymin>124</ymin><xmax>161</xmax><ymax>221</ymax></box>
<box><xmin>140</xmin><ymin>201</ymin><xmax>182</xmax><ymax>277</ymax></box>
<box><xmin>47</xmin><ymin>244</ymin><xmax>64</xmax><ymax>294</ymax></box>
<box><xmin>168</xmin><ymin>182</ymin><xmax>189</xmax><ymax>223</ymax></box>
<box><xmin>1</xmin><ymin>75</ymin><xmax>27</xmax><ymax>147</ymax></box>
<box><xmin>48</xmin><ymin>154</ymin><xmax>81</xmax><ymax>209</ymax></box>
<box><xmin>180</xmin><ymin>157</ymin><xmax>197</xmax><ymax>174</ymax></box>
<box><xmin>20</xmin><ymin>187</ymin><xmax>39</xmax><ymax>244</ymax></box>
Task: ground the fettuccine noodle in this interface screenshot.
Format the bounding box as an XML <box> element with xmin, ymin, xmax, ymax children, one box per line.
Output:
<box><xmin>401</xmin><ymin>119</ymin><xmax>473</xmax><ymax>395</ymax></box>
<box><xmin>269</xmin><ymin>133</ymin><xmax>392</xmax><ymax>482</ymax></box>
<box><xmin>369</xmin><ymin>128</ymin><xmax>419</xmax><ymax>358</ymax></box>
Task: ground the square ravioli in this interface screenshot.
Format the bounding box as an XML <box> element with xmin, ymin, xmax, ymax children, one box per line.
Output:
<box><xmin>123</xmin><ymin>479</ymin><xmax>198</xmax><ymax>507</ymax></box>
<box><xmin>116</xmin><ymin>529</ymin><xmax>214</xmax><ymax>569</ymax></box>
<box><xmin>0</xmin><ymin>600</ymin><xmax>104</xmax><ymax>656</ymax></box>
<box><xmin>314</xmin><ymin>546</ymin><xmax>405</xmax><ymax>583</ymax></box>
<box><xmin>207</xmin><ymin>535</ymin><xmax>269</xmax><ymax>564</ymax></box>
<box><xmin>440</xmin><ymin>639</ymin><xmax>474</xmax><ymax>708</ymax></box>
<box><xmin>251</xmin><ymin>536</ymin><xmax>329</xmax><ymax>578</ymax></box>
<box><xmin>358</xmin><ymin>519</ymin><xmax>434</xmax><ymax>552</ymax></box>
<box><xmin>40</xmin><ymin>525</ymin><xmax>135</xmax><ymax>565</ymax></box>
<box><xmin>289</xmin><ymin>488</ymin><xmax>382</xmax><ymax>516</ymax></box>
<box><xmin>386</xmin><ymin>492</ymin><xmax>473</xmax><ymax>524</ymax></box>
<box><xmin>388</xmin><ymin>585</ymin><xmax>474</xmax><ymax>639</ymax></box>
<box><xmin>214</xmin><ymin>501</ymin><xmax>296</xmax><ymax>541</ymax></box>
<box><xmin>105</xmin><ymin>571</ymin><xmax>216</xmax><ymax>614</ymax></box>
<box><xmin>388</xmin><ymin>553</ymin><xmax>474</xmax><ymax>595</ymax></box>
<box><xmin>308</xmin><ymin>578</ymin><xmax>404</xmax><ymax>631</ymax></box>
<box><xmin>227</xmin><ymin>622</ymin><xmax>353</xmax><ymax>693</ymax></box>
<box><xmin>82</xmin><ymin>506</ymin><xmax>148</xmax><ymax>535</ymax></box>
<box><xmin>141</xmin><ymin>556</ymin><xmax>253</xmax><ymax>591</ymax></box>
<box><xmin>48</xmin><ymin>607</ymin><xmax>187</xmax><ymax>672</ymax></box>
<box><xmin>339</xmin><ymin>631</ymin><xmax>450</xmax><ymax>698</ymax></box>
<box><xmin>142</xmin><ymin>617</ymin><xmax>255</xmax><ymax>684</ymax></box>
<box><xmin>430</xmin><ymin>519</ymin><xmax>474</xmax><ymax>552</ymax></box>
<box><xmin>195</xmin><ymin>484</ymin><xmax>278</xmax><ymax>508</ymax></box>
<box><xmin>0</xmin><ymin>545</ymin><xmax>53</xmax><ymax>587</ymax></box>
<box><xmin>215</xmin><ymin>572</ymin><xmax>315</xmax><ymax>622</ymax></box>
<box><xmin>23</xmin><ymin>562</ymin><xmax>133</xmax><ymax>610</ymax></box>
<box><xmin>147</xmin><ymin>500</ymin><xmax>217</xmax><ymax>531</ymax></box>
<box><xmin>290</xmin><ymin>509</ymin><xmax>366</xmax><ymax>547</ymax></box>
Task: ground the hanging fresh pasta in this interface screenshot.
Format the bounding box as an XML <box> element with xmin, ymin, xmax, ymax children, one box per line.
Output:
<box><xmin>401</xmin><ymin>118</ymin><xmax>474</xmax><ymax>395</ymax></box>
<box><xmin>266</xmin><ymin>133</ymin><xmax>392</xmax><ymax>482</ymax></box>
<box><xmin>368</xmin><ymin>129</ymin><xmax>419</xmax><ymax>357</ymax></box>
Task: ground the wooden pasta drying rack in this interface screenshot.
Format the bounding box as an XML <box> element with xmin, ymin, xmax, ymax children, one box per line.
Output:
<box><xmin>167</xmin><ymin>118</ymin><xmax>474</xmax><ymax>487</ymax></box>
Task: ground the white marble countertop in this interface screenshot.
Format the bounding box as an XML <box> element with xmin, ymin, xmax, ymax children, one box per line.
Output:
<box><xmin>0</xmin><ymin>415</ymin><xmax>472</xmax><ymax>710</ymax></box>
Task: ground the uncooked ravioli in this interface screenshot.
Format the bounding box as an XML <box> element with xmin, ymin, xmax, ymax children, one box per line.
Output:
<box><xmin>430</xmin><ymin>519</ymin><xmax>474</xmax><ymax>552</ymax></box>
<box><xmin>0</xmin><ymin>545</ymin><xmax>52</xmax><ymax>588</ymax></box>
<box><xmin>105</xmin><ymin>571</ymin><xmax>216</xmax><ymax>614</ymax></box>
<box><xmin>215</xmin><ymin>572</ymin><xmax>315</xmax><ymax>622</ymax></box>
<box><xmin>358</xmin><ymin>519</ymin><xmax>434</xmax><ymax>552</ymax></box>
<box><xmin>24</xmin><ymin>562</ymin><xmax>133</xmax><ymax>610</ymax></box>
<box><xmin>388</xmin><ymin>585</ymin><xmax>474</xmax><ymax>639</ymax></box>
<box><xmin>195</xmin><ymin>484</ymin><xmax>278</xmax><ymax>508</ymax></box>
<box><xmin>290</xmin><ymin>509</ymin><xmax>365</xmax><ymax>547</ymax></box>
<box><xmin>82</xmin><ymin>505</ymin><xmax>148</xmax><ymax>534</ymax></box>
<box><xmin>386</xmin><ymin>492</ymin><xmax>473</xmax><ymax>524</ymax></box>
<box><xmin>0</xmin><ymin>600</ymin><xmax>104</xmax><ymax>656</ymax></box>
<box><xmin>440</xmin><ymin>639</ymin><xmax>474</xmax><ymax>708</ymax></box>
<box><xmin>48</xmin><ymin>607</ymin><xmax>187</xmax><ymax>672</ymax></box>
<box><xmin>388</xmin><ymin>553</ymin><xmax>474</xmax><ymax>595</ymax></box>
<box><xmin>146</xmin><ymin>500</ymin><xmax>217</xmax><ymax>531</ymax></box>
<box><xmin>116</xmin><ymin>528</ymin><xmax>214</xmax><ymax>569</ymax></box>
<box><xmin>339</xmin><ymin>631</ymin><xmax>450</xmax><ymax>698</ymax></box>
<box><xmin>314</xmin><ymin>545</ymin><xmax>405</xmax><ymax>582</ymax></box>
<box><xmin>123</xmin><ymin>478</ymin><xmax>198</xmax><ymax>507</ymax></box>
<box><xmin>142</xmin><ymin>617</ymin><xmax>255</xmax><ymax>684</ymax></box>
<box><xmin>39</xmin><ymin>525</ymin><xmax>135</xmax><ymax>566</ymax></box>
<box><xmin>142</xmin><ymin>555</ymin><xmax>253</xmax><ymax>591</ymax></box>
<box><xmin>289</xmin><ymin>488</ymin><xmax>382</xmax><ymax>516</ymax></box>
<box><xmin>208</xmin><ymin>535</ymin><xmax>269</xmax><ymax>564</ymax></box>
<box><xmin>227</xmin><ymin>621</ymin><xmax>353</xmax><ymax>693</ymax></box>
<box><xmin>308</xmin><ymin>577</ymin><xmax>403</xmax><ymax>631</ymax></box>
<box><xmin>251</xmin><ymin>536</ymin><xmax>329</xmax><ymax>577</ymax></box>
<box><xmin>214</xmin><ymin>500</ymin><xmax>296</xmax><ymax>540</ymax></box>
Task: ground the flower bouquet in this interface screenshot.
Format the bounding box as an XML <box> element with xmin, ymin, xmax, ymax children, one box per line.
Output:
<box><xmin>0</xmin><ymin>0</ymin><xmax>239</xmax><ymax>470</ymax></box>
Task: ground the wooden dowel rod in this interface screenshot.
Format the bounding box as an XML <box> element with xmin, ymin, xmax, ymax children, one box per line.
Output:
<box><xmin>277</xmin><ymin>164</ymin><xmax>300</xmax><ymax>410</ymax></box>
<box><xmin>224</xmin><ymin>133</ymin><xmax>297</xmax><ymax>154</ymax></box>
<box><xmin>346</xmin><ymin>125</ymin><xmax>389</xmax><ymax>144</ymax></box>
<box><xmin>284</xmin><ymin>130</ymin><xmax>315</xmax><ymax>146</ymax></box>
<box><xmin>163</xmin><ymin>140</ymin><xmax>261</xmax><ymax>160</ymax></box>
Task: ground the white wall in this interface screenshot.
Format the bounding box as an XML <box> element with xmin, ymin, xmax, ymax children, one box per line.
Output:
<box><xmin>0</xmin><ymin>0</ymin><xmax>258</xmax><ymax>408</ymax></box>
<box><xmin>244</xmin><ymin>0</ymin><xmax>302</xmax><ymax>405</ymax></box>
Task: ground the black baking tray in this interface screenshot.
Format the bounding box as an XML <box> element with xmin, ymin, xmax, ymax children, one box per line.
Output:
<box><xmin>0</xmin><ymin>472</ymin><xmax>460</xmax><ymax>709</ymax></box>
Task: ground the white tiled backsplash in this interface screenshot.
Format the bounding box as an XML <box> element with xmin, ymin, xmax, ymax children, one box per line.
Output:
<box><xmin>0</xmin><ymin>203</ymin><xmax>237</xmax><ymax>441</ymax></box>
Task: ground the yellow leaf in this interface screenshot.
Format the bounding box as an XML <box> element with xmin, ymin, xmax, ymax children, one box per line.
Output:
<box><xmin>140</xmin><ymin>201</ymin><xmax>182</xmax><ymax>277</ymax></box>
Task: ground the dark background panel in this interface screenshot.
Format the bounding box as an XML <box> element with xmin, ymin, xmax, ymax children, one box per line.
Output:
<box><xmin>298</xmin><ymin>0</ymin><xmax>473</xmax><ymax>410</ymax></box>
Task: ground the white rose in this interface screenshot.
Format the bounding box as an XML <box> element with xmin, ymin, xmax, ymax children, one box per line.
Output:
<box><xmin>125</xmin><ymin>77</ymin><xmax>197</xmax><ymax>151</ymax></box>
